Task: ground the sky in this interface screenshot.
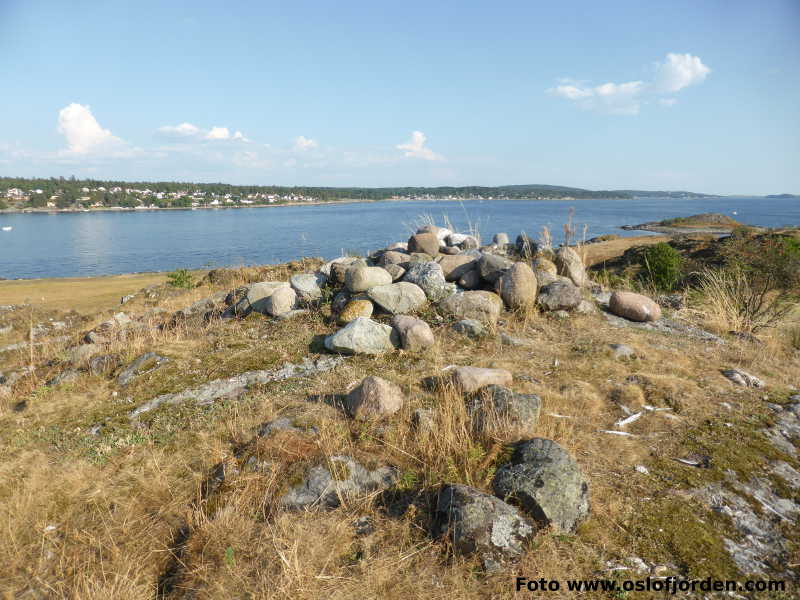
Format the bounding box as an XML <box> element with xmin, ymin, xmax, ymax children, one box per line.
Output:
<box><xmin>0</xmin><ymin>0</ymin><xmax>798</xmax><ymax>194</ymax></box>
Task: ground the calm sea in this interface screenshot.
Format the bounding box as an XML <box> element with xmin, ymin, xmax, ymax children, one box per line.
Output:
<box><xmin>0</xmin><ymin>197</ymin><xmax>797</xmax><ymax>279</ymax></box>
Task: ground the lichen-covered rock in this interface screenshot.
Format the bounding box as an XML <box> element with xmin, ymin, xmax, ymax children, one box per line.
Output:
<box><xmin>345</xmin><ymin>376</ymin><xmax>405</xmax><ymax>420</ymax></box>
<box><xmin>279</xmin><ymin>456</ymin><xmax>397</xmax><ymax>509</ymax></box>
<box><xmin>391</xmin><ymin>314</ymin><xmax>435</xmax><ymax>352</ymax></box>
<box><xmin>402</xmin><ymin>261</ymin><xmax>454</xmax><ymax>302</ymax></box>
<box><xmin>722</xmin><ymin>368</ymin><xmax>764</xmax><ymax>388</ymax></box>
<box><xmin>338</xmin><ymin>299</ymin><xmax>374</xmax><ymax>324</ymax></box>
<box><xmin>324</xmin><ymin>317</ymin><xmax>399</xmax><ymax>355</ymax></box>
<box><xmin>609</xmin><ymin>291</ymin><xmax>662</xmax><ymax>322</ymax></box>
<box><xmin>440</xmin><ymin>291</ymin><xmax>503</xmax><ymax>325</ymax></box>
<box><xmin>536</xmin><ymin>281</ymin><xmax>582</xmax><ymax>311</ymax></box>
<box><xmin>432</xmin><ymin>484</ymin><xmax>535</xmax><ymax>570</ymax></box>
<box><xmin>383</xmin><ymin>263</ymin><xmax>406</xmax><ymax>282</ymax></box>
<box><xmin>493</xmin><ymin>438</ymin><xmax>590</xmax><ymax>532</ymax></box>
<box><xmin>367</xmin><ymin>282</ymin><xmax>427</xmax><ymax>314</ymax></box>
<box><xmin>118</xmin><ymin>352</ymin><xmax>170</xmax><ymax>386</ymax></box>
<box><xmin>467</xmin><ymin>385</ymin><xmax>541</xmax><ymax>440</ymax></box>
<box><xmin>498</xmin><ymin>262</ymin><xmax>538</xmax><ymax>310</ymax></box>
<box><xmin>331</xmin><ymin>258</ymin><xmax>368</xmax><ymax>285</ymax></box>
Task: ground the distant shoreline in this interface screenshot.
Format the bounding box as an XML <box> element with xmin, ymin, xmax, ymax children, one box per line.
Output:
<box><xmin>0</xmin><ymin>195</ymin><xmax>728</xmax><ymax>215</ymax></box>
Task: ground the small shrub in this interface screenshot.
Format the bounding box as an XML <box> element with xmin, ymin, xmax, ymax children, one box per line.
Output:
<box><xmin>640</xmin><ymin>243</ymin><xmax>683</xmax><ymax>291</ymax></box>
<box><xmin>167</xmin><ymin>268</ymin><xmax>194</xmax><ymax>289</ymax></box>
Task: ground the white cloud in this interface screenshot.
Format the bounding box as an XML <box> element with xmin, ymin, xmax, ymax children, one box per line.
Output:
<box><xmin>550</xmin><ymin>81</ymin><xmax>644</xmax><ymax>115</ymax></box>
<box><xmin>396</xmin><ymin>131</ymin><xmax>444</xmax><ymax>161</ymax></box>
<box><xmin>655</xmin><ymin>53</ymin><xmax>711</xmax><ymax>93</ymax></box>
<box><xmin>550</xmin><ymin>52</ymin><xmax>710</xmax><ymax>115</ymax></box>
<box><xmin>293</xmin><ymin>135</ymin><xmax>318</xmax><ymax>151</ymax></box>
<box><xmin>206</xmin><ymin>126</ymin><xmax>231</xmax><ymax>140</ymax></box>
<box><xmin>57</xmin><ymin>103</ymin><xmax>123</xmax><ymax>154</ymax></box>
<box><xmin>157</xmin><ymin>122</ymin><xmax>200</xmax><ymax>137</ymax></box>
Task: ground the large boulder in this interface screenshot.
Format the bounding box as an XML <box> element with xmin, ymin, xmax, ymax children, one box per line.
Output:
<box><xmin>467</xmin><ymin>385</ymin><xmax>541</xmax><ymax>441</ymax></box>
<box><xmin>265</xmin><ymin>286</ymin><xmax>297</xmax><ymax>317</ymax></box>
<box><xmin>536</xmin><ymin>281</ymin><xmax>582</xmax><ymax>311</ymax></box>
<box><xmin>367</xmin><ymin>282</ymin><xmax>427</xmax><ymax>314</ymax></box>
<box><xmin>279</xmin><ymin>456</ymin><xmax>397</xmax><ymax>510</ymax></box>
<box><xmin>477</xmin><ymin>254</ymin><xmax>513</xmax><ymax>284</ymax></box>
<box><xmin>338</xmin><ymin>299</ymin><xmax>374</xmax><ymax>324</ymax></box>
<box><xmin>432</xmin><ymin>484</ymin><xmax>535</xmax><ymax>570</ymax></box>
<box><xmin>436</xmin><ymin>255</ymin><xmax>477</xmax><ymax>282</ymax></box>
<box><xmin>290</xmin><ymin>272</ymin><xmax>327</xmax><ymax>304</ymax></box>
<box><xmin>383</xmin><ymin>263</ymin><xmax>406</xmax><ymax>282</ymax></box>
<box><xmin>451</xmin><ymin>366</ymin><xmax>513</xmax><ymax>393</ymax></box>
<box><xmin>555</xmin><ymin>246</ymin><xmax>587</xmax><ymax>287</ymax></box>
<box><xmin>609</xmin><ymin>291</ymin><xmax>662</xmax><ymax>322</ymax></box>
<box><xmin>498</xmin><ymin>262</ymin><xmax>538</xmax><ymax>310</ymax></box>
<box><xmin>345</xmin><ymin>376</ymin><xmax>405</xmax><ymax>420</ymax></box>
<box><xmin>391</xmin><ymin>315</ymin><xmax>435</xmax><ymax>352</ymax></box>
<box><xmin>345</xmin><ymin>266</ymin><xmax>393</xmax><ymax>293</ymax></box>
<box><xmin>492</xmin><ymin>438</ymin><xmax>590</xmax><ymax>532</ymax></box>
<box><xmin>457</xmin><ymin>269</ymin><xmax>482</xmax><ymax>290</ymax></box>
<box><xmin>402</xmin><ymin>262</ymin><xmax>455</xmax><ymax>302</ymax></box>
<box><xmin>324</xmin><ymin>317</ymin><xmax>399</xmax><ymax>355</ymax></box>
<box><xmin>440</xmin><ymin>291</ymin><xmax>503</xmax><ymax>325</ymax></box>
<box><xmin>408</xmin><ymin>233</ymin><xmax>440</xmax><ymax>256</ymax></box>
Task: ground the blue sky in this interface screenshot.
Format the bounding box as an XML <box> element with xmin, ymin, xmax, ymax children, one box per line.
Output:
<box><xmin>1</xmin><ymin>0</ymin><xmax>798</xmax><ymax>194</ymax></box>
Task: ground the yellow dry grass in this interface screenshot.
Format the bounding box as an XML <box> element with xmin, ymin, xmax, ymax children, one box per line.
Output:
<box><xmin>0</xmin><ymin>254</ymin><xmax>797</xmax><ymax>599</ymax></box>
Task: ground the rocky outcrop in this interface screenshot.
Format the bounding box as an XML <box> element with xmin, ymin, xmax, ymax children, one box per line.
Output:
<box><xmin>118</xmin><ymin>352</ymin><xmax>169</xmax><ymax>386</ymax></box>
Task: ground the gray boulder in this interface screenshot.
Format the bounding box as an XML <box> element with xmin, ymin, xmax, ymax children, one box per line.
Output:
<box><xmin>493</xmin><ymin>232</ymin><xmax>510</xmax><ymax>246</ymax></box>
<box><xmin>451</xmin><ymin>366</ymin><xmax>513</xmax><ymax>393</ymax></box>
<box><xmin>378</xmin><ymin>250</ymin><xmax>409</xmax><ymax>266</ymax></box>
<box><xmin>290</xmin><ymin>272</ymin><xmax>327</xmax><ymax>304</ymax></box>
<box><xmin>432</xmin><ymin>484</ymin><xmax>535</xmax><ymax>570</ymax></box>
<box><xmin>467</xmin><ymin>385</ymin><xmax>541</xmax><ymax>441</ymax></box>
<box><xmin>457</xmin><ymin>268</ymin><xmax>482</xmax><ymax>290</ymax></box>
<box><xmin>279</xmin><ymin>456</ymin><xmax>397</xmax><ymax>509</ymax></box>
<box><xmin>440</xmin><ymin>291</ymin><xmax>503</xmax><ymax>325</ymax></box>
<box><xmin>324</xmin><ymin>317</ymin><xmax>399</xmax><ymax>355</ymax></box>
<box><xmin>367</xmin><ymin>282</ymin><xmax>427</xmax><ymax>314</ymax></box>
<box><xmin>536</xmin><ymin>281</ymin><xmax>582</xmax><ymax>311</ymax></box>
<box><xmin>493</xmin><ymin>438</ymin><xmax>590</xmax><ymax>532</ymax></box>
<box><xmin>477</xmin><ymin>254</ymin><xmax>513</xmax><ymax>284</ymax></box>
<box><xmin>403</xmin><ymin>261</ymin><xmax>455</xmax><ymax>302</ymax></box>
<box><xmin>383</xmin><ymin>263</ymin><xmax>406</xmax><ymax>282</ymax></box>
<box><xmin>235</xmin><ymin>281</ymin><xmax>290</xmax><ymax>315</ymax></box>
<box><xmin>516</xmin><ymin>234</ymin><xmax>538</xmax><ymax>257</ymax></box>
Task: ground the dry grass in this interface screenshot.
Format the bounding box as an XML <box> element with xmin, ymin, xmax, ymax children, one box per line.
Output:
<box><xmin>0</xmin><ymin>255</ymin><xmax>798</xmax><ymax>598</ymax></box>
